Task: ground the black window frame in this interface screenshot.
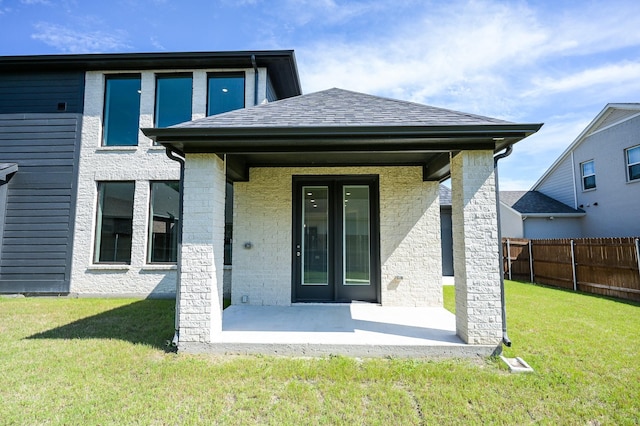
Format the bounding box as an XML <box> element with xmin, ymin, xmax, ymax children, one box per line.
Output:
<box><xmin>153</xmin><ymin>73</ymin><xmax>193</xmax><ymax>128</ymax></box>
<box><xmin>102</xmin><ymin>74</ymin><xmax>141</xmax><ymax>147</ymax></box>
<box><xmin>94</xmin><ymin>181</ymin><xmax>136</xmax><ymax>264</ymax></box>
<box><xmin>206</xmin><ymin>72</ymin><xmax>246</xmax><ymax>117</ymax></box>
<box><xmin>148</xmin><ymin>180</ymin><xmax>180</xmax><ymax>264</ymax></box>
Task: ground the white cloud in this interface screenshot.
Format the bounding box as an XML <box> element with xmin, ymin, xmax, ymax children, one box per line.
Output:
<box><xmin>31</xmin><ymin>22</ymin><xmax>131</xmax><ymax>53</ymax></box>
<box><xmin>526</xmin><ymin>62</ymin><xmax>640</xmax><ymax>97</ymax></box>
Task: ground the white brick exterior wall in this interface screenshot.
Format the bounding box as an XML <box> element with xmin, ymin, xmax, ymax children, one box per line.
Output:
<box><xmin>231</xmin><ymin>166</ymin><xmax>442</xmax><ymax>307</ymax></box>
<box><xmin>179</xmin><ymin>154</ymin><xmax>226</xmax><ymax>343</ymax></box>
<box><xmin>450</xmin><ymin>151</ymin><xmax>502</xmax><ymax>345</ymax></box>
<box><xmin>70</xmin><ymin>67</ymin><xmax>265</xmax><ymax>296</ymax></box>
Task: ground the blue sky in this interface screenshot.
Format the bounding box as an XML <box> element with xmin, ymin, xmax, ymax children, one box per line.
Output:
<box><xmin>2</xmin><ymin>0</ymin><xmax>640</xmax><ymax>189</ymax></box>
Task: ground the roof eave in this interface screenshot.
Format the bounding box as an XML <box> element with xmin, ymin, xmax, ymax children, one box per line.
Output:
<box><xmin>0</xmin><ymin>50</ymin><xmax>302</xmax><ymax>99</ymax></box>
<box><xmin>143</xmin><ymin>123</ymin><xmax>543</xmax><ymax>153</ymax></box>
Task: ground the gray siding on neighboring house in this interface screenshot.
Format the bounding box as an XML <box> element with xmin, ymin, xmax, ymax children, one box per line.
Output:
<box><xmin>572</xmin><ymin>115</ymin><xmax>640</xmax><ymax>237</ymax></box>
<box><xmin>0</xmin><ymin>113</ymin><xmax>81</xmax><ymax>293</ymax></box>
<box><xmin>522</xmin><ymin>217</ymin><xmax>583</xmax><ymax>239</ymax></box>
<box><xmin>499</xmin><ymin>204</ymin><xmax>523</xmax><ymax>238</ymax></box>
<box><xmin>598</xmin><ymin>109</ymin><xmax>639</xmax><ymax>130</ymax></box>
<box><xmin>0</xmin><ymin>72</ymin><xmax>85</xmax><ymax>114</ymax></box>
<box><xmin>536</xmin><ymin>156</ymin><xmax>575</xmax><ymax>207</ymax></box>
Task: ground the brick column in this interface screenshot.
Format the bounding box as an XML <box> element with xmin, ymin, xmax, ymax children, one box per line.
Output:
<box><xmin>178</xmin><ymin>153</ymin><xmax>226</xmax><ymax>347</ymax></box>
<box><xmin>450</xmin><ymin>151</ymin><xmax>502</xmax><ymax>345</ymax></box>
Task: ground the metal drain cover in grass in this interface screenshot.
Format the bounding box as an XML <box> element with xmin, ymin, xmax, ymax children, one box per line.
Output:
<box><xmin>500</xmin><ymin>356</ymin><xmax>534</xmax><ymax>373</ymax></box>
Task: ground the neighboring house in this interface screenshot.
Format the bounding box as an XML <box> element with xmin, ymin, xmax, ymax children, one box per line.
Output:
<box><xmin>499</xmin><ymin>190</ymin><xmax>585</xmax><ymax>239</ymax></box>
<box><xmin>144</xmin><ymin>87</ymin><xmax>542</xmax><ymax>350</ymax></box>
<box><xmin>0</xmin><ymin>51</ymin><xmax>301</xmax><ymax>294</ymax></box>
<box><xmin>532</xmin><ymin>103</ymin><xmax>640</xmax><ymax>238</ymax></box>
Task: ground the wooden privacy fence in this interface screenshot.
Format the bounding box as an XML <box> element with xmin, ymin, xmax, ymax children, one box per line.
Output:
<box><xmin>503</xmin><ymin>237</ymin><xmax>640</xmax><ymax>302</ymax></box>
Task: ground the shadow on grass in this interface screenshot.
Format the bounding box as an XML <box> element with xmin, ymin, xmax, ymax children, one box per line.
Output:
<box><xmin>27</xmin><ymin>299</ymin><xmax>176</xmax><ymax>351</ymax></box>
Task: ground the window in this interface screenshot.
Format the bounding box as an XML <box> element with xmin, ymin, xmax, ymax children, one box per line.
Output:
<box><xmin>581</xmin><ymin>160</ymin><xmax>596</xmax><ymax>190</ymax></box>
<box><xmin>626</xmin><ymin>145</ymin><xmax>640</xmax><ymax>182</ymax></box>
<box><xmin>148</xmin><ymin>181</ymin><xmax>180</xmax><ymax>263</ymax></box>
<box><xmin>94</xmin><ymin>182</ymin><xmax>135</xmax><ymax>263</ymax></box>
<box><xmin>103</xmin><ymin>75</ymin><xmax>141</xmax><ymax>146</ymax></box>
<box><xmin>155</xmin><ymin>74</ymin><xmax>193</xmax><ymax>127</ymax></box>
<box><xmin>207</xmin><ymin>73</ymin><xmax>245</xmax><ymax>116</ymax></box>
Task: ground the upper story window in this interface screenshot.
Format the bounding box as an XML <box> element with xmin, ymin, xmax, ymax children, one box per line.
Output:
<box><xmin>155</xmin><ymin>74</ymin><xmax>193</xmax><ymax>127</ymax></box>
<box><xmin>103</xmin><ymin>75</ymin><xmax>141</xmax><ymax>146</ymax></box>
<box><xmin>94</xmin><ymin>181</ymin><xmax>135</xmax><ymax>264</ymax></box>
<box><xmin>626</xmin><ymin>145</ymin><xmax>640</xmax><ymax>182</ymax></box>
<box><xmin>207</xmin><ymin>73</ymin><xmax>245</xmax><ymax>116</ymax></box>
<box><xmin>581</xmin><ymin>160</ymin><xmax>596</xmax><ymax>190</ymax></box>
<box><xmin>148</xmin><ymin>181</ymin><xmax>180</xmax><ymax>263</ymax></box>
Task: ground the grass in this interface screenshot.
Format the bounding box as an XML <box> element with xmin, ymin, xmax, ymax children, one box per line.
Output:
<box><xmin>1</xmin><ymin>281</ymin><xmax>638</xmax><ymax>424</ymax></box>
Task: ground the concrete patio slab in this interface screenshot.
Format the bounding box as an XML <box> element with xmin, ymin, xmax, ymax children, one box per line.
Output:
<box><xmin>179</xmin><ymin>304</ymin><xmax>499</xmax><ymax>358</ymax></box>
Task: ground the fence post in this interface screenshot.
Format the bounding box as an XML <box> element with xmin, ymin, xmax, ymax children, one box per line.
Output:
<box><xmin>570</xmin><ymin>239</ymin><xmax>577</xmax><ymax>292</ymax></box>
<box><xmin>528</xmin><ymin>239</ymin><xmax>534</xmax><ymax>283</ymax></box>
<box><xmin>635</xmin><ymin>238</ymin><xmax>640</xmax><ymax>280</ymax></box>
<box><xmin>507</xmin><ymin>239</ymin><xmax>512</xmax><ymax>281</ymax></box>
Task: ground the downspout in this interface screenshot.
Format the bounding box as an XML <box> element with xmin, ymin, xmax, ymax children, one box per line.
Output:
<box><xmin>165</xmin><ymin>146</ymin><xmax>185</xmax><ymax>347</ymax></box>
<box><xmin>251</xmin><ymin>54</ymin><xmax>259</xmax><ymax>106</ymax></box>
<box><xmin>494</xmin><ymin>145</ymin><xmax>513</xmax><ymax>348</ymax></box>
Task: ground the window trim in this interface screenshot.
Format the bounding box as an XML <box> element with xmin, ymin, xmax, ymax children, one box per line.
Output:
<box><xmin>94</xmin><ymin>181</ymin><xmax>136</xmax><ymax>265</ymax></box>
<box><xmin>580</xmin><ymin>159</ymin><xmax>596</xmax><ymax>191</ymax></box>
<box><xmin>102</xmin><ymin>74</ymin><xmax>142</xmax><ymax>147</ymax></box>
<box><xmin>206</xmin><ymin>71</ymin><xmax>246</xmax><ymax>117</ymax></box>
<box><xmin>625</xmin><ymin>145</ymin><xmax>640</xmax><ymax>182</ymax></box>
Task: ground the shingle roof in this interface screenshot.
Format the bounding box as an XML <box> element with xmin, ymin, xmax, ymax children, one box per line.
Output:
<box><xmin>500</xmin><ymin>191</ymin><xmax>584</xmax><ymax>215</ymax></box>
<box><xmin>175</xmin><ymin>88</ymin><xmax>512</xmax><ymax>129</ymax></box>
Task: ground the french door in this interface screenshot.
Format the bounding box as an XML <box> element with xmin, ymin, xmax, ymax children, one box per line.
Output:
<box><xmin>292</xmin><ymin>176</ymin><xmax>379</xmax><ymax>302</ymax></box>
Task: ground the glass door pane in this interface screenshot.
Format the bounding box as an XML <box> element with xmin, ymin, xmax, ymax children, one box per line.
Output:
<box><xmin>343</xmin><ymin>185</ymin><xmax>370</xmax><ymax>285</ymax></box>
<box><xmin>302</xmin><ymin>186</ymin><xmax>329</xmax><ymax>285</ymax></box>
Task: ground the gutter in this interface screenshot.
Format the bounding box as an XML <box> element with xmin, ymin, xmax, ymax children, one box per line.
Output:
<box><xmin>493</xmin><ymin>145</ymin><xmax>513</xmax><ymax>348</ymax></box>
<box><xmin>165</xmin><ymin>147</ymin><xmax>185</xmax><ymax>348</ymax></box>
<box><xmin>251</xmin><ymin>54</ymin><xmax>259</xmax><ymax>106</ymax></box>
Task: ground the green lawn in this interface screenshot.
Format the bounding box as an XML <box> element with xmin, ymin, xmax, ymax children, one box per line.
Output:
<box><xmin>1</xmin><ymin>281</ymin><xmax>638</xmax><ymax>424</ymax></box>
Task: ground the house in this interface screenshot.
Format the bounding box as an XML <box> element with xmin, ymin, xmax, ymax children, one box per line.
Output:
<box><xmin>1</xmin><ymin>50</ymin><xmax>543</xmax><ymax>355</ymax></box>
<box><xmin>531</xmin><ymin>103</ymin><xmax>640</xmax><ymax>238</ymax></box>
<box><xmin>499</xmin><ymin>190</ymin><xmax>585</xmax><ymax>239</ymax></box>
<box><xmin>0</xmin><ymin>51</ymin><xmax>301</xmax><ymax>295</ymax></box>
<box><xmin>143</xmin><ymin>87</ymin><xmax>542</xmax><ymax>352</ymax></box>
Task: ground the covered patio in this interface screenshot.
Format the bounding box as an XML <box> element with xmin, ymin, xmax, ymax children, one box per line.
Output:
<box><xmin>199</xmin><ymin>303</ymin><xmax>496</xmax><ymax>358</ymax></box>
<box><xmin>143</xmin><ymin>88</ymin><xmax>542</xmax><ymax>357</ymax></box>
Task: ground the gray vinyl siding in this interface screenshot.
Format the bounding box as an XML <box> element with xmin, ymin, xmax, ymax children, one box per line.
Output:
<box><xmin>597</xmin><ymin>109</ymin><xmax>639</xmax><ymax>130</ymax></box>
<box><xmin>535</xmin><ymin>156</ymin><xmax>575</xmax><ymax>208</ymax></box>
<box><xmin>499</xmin><ymin>204</ymin><xmax>523</xmax><ymax>238</ymax></box>
<box><xmin>0</xmin><ymin>113</ymin><xmax>81</xmax><ymax>293</ymax></box>
<box><xmin>266</xmin><ymin>76</ymin><xmax>277</xmax><ymax>102</ymax></box>
<box><xmin>573</xmin><ymin>115</ymin><xmax>640</xmax><ymax>237</ymax></box>
<box><xmin>0</xmin><ymin>72</ymin><xmax>85</xmax><ymax>114</ymax></box>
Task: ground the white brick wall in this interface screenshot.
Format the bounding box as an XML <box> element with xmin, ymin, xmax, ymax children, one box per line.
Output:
<box><xmin>231</xmin><ymin>166</ymin><xmax>442</xmax><ymax>307</ymax></box>
<box><xmin>70</xmin><ymin>67</ymin><xmax>265</xmax><ymax>296</ymax></box>
<box><xmin>451</xmin><ymin>151</ymin><xmax>502</xmax><ymax>345</ymax></box>
<box><xmin>179</xmin><ymin>154</ymin><xmax>226</xmax><ymax>343</ymax></box>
